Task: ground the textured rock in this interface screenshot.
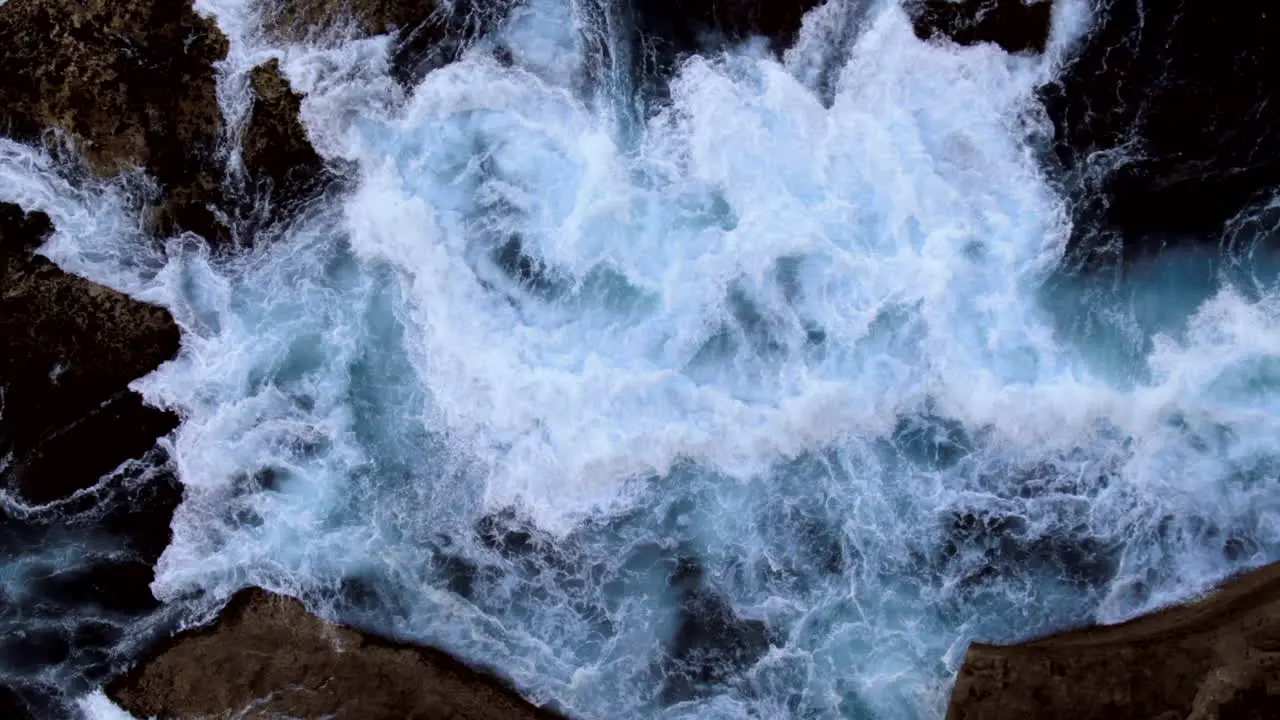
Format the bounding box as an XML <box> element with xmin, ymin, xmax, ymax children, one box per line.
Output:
<box><xmin>107</xmin><ymin>587</ymin><xmax>570</xmax><ymax>720</ymax></box>
<box><xmin>1041</xmin><ymin>2</ymin><xmax>1280</xmax><ymax>262</ymax></box>
<box><xmin>0</xmin><ymin>0</ymin><xmax>230</xmax><ymax>241</ymax></box>
<box><xmin>264</xmin><ymin>0</ymin><xmax>517</xmax><ymax>85</ymax></box>
<box><xmin>630</xmin><ymin>0</ymin><xmax>823</xmax><ymax>89</ymax></box>
<box><xmin>0</xmin><ymin>203</ymin><xmax>180</xmax><ymax>504</ymax></box>
<box><xmin>947</xmin><ymin>560</ymin><xmax>1280</xmax><ymax>719</ymax></box>
<box><xmin>661</xmin><ymin>557</ymin><xmax>774</xmax><ymax>704</ymax></box>
<box><xmin>243</xmin><ymin>59</ymin><xmax>327</xmax><ymax>211</ymax></box>
<box><xmin>909</xmin><ymin>0</ymin><xmax>1053</xmax><ymax>54</ymax></box>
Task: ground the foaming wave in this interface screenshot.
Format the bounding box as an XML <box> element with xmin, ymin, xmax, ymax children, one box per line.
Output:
<box><xmin>3</xmin><ymin>0</ymin><xmax>1280</xmax><ymax>718</ymax></box>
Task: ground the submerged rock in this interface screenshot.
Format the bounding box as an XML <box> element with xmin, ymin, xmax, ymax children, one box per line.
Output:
<box><xmin>1042</xmin><ymin>2</ymin><xmax>1280</xmax><ymax>262</ymax></box>
<box><xmin>0</xmin><ymin>203</ymin><xmax>180</xmax><ymax>505</ymax></box>
<box><xmin>908</xmin><ymin>0</ymin><xmax>1053</xmax><ymax>54</ymax></box>
<box><xmin>947</xmin><ymin>560</ymin><xmax>1280</xmax><ymax>719</ymax></box>
<box><xmin>661</xmin><ymin>557</ymin><xmax>774</xmax><ymax>704</ymax></box>
<box><xmin>107</xmin><ymin>587</ymin><xmax>570</xmax><ymax>720</ymax></box>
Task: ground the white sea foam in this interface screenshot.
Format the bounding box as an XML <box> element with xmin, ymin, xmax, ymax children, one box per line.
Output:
<box><xmin>3</xmin><ymin>0</ymin><xmax>1279</xmax><ymax>718</ymax></box>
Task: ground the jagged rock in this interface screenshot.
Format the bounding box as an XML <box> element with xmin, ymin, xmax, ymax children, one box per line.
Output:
<box><xmin>106</xmin><ymin>587</ymin><xmax>569</xmax><ymax>720</ymax></box>
<box><xmin>946</xmin><ymin>560</ymin><xmax>1280</xmax><ymax>719</ymax></box>
<box><xmin>0</xmin><ymin>0</ymin><xmax>230</xmax><ymax>241</ymax></box>
<box><xmin>243</xmin><ymin>59</ymin><xmax>327</xmax><ymax>211</ymax></box>
<box><xmin>0</xmin><ymin>684</ymin><xmax>34</xmax><ymax>720</ymax></box>
<box><xmin>630</xmin><ymin>0</ymin><xmax>823</xmax><ymax>90</ymax></box>
<box><xmin>0</xmin><ymin>203</ymin><xmax>180</xmax><ymax>504</ymax></box>
<box><xmin>263</xmin><ymin>0</ymin><xmax>517</xmax><ymax>85</ymax></box>
<box><xmin>908</xmin><ymin>0</ymin><xmax>1053</xmax><ymax>54</ymax></box>
<box><xmin>1041</xmin><ymin>2</ymin><xmax>1280</xmax><ymax>262</ymax></box>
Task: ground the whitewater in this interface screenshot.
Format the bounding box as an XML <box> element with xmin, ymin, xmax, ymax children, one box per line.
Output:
<box><xmin>2</xmin><ymin>0</ymin><xmax>1279</xmax><ymax>717</ymax></box>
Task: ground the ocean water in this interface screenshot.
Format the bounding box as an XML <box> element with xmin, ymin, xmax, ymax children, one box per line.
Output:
<box><xmin>2</xmin><ymin>0</ymin><xmax>1280</xmax><ymax>718</ymax></box>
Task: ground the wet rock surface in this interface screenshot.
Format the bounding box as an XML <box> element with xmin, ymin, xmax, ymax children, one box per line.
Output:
<box><xmin>660</xmin><ymin>557</ymin><xmax>774</xmax><ymax>704</ymax></box>
<box><xmin>0</xmin><ymin>0</ymin><xmax>230</xmax><ymax>241</ymax></box>
<box><xmin>1041</xmin><ymin>2</ymin><xmax>1280</xmax><ymax>263</ymax></box>
<box><xmin>265</xmin><ymin>0</ymin><xmax>518</xmax><ymax>85</ymax></box>
<box><xmin>947</xmin><ymin>560</ymin><xmax>1280</xmax><ymax>719</ymax></box>
<box><xmin>0</xmin><ymin>0</ymin><xmax>337</xmax><ymax>244</ymax></box>
<box><xmin>242</xmin><ymin>59</ymin><xmax>328</xmax><ymax>215</ymax></box>
<box><xmin>0</xmin><ymin>203</ymin><xmax>180</xmax><ymax>505</ymax></box>
<box><xmin>107</xmin><ymin>587</ymin><xmax>569</xmax><ymax>720</ymax></box>
<box><xmin>630</xmin><ymin>0</ymin><xmax>823</xmax><ymax>92</ymax></box>
<box><xmin>908</xmin><ymin>0</ymin><xmax>1053</xmax><ymax>54</ymax></box>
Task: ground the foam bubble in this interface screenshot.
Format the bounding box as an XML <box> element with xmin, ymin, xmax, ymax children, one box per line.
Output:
<box><xmin>4</xmin><ymin>0</ymin><xmax>1280</xmax><ymax>718</ymax></box>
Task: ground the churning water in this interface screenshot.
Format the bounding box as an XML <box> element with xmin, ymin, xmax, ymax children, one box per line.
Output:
<box><xmin>3</xmin><ymin>0</ymin><xmax>1280</xmax><ymax>718</ymax></box>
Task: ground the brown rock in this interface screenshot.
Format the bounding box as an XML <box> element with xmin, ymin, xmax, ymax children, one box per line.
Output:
<box><xmin>243</xmin><ymin>59</ymin><xmax>327</xmax><ymax>212</ymax></box>
<box><xmin>947</xmin><ymin>561</ymin><xmax>1280</xmax><ymax>720</ymax></box>
<box><xmin>0</xmin><ymin>0</ymin><xmax>230</xmax><ymax>241</ymax></box>
<box><xmin>107</xmin><ymin>587</ymin><xmax>572</xmax><ymax>720</ymax></box>
<box><xmin>262</xmin><ymin>0</ymin><xmax>518</xmax><ymax>85</ymax></box>
<box><xmin>0</xmin><ymin>202</ymin><xmax>180</xmax><ymax>504</ymax></box>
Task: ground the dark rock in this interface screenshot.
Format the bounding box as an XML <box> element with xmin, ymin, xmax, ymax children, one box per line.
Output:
<box><xmin>630</xmin><ymin>0</ymin><xmax>822</xmax><ymax>95</ymax></box>
<box><xmin>661</xmin><ymin>557</ymin><xmax>773</xmax><ymax>703</ymax></box>
<box><xmin>1041</xmin><ymin>2</ymin><xmax>1280</xmax><ymax>262</ymax></box>
<box><xmin>96</xmin><ymin>462</ymin><xmax>187</xmax><ymax>566</ymax></box>
<box><xmin>0</xmin><ymin>0</ymin><xmax>230</xmax><ymax>241</ymax></box>
<box><xmin>632</xmin><ymin>0</ymin><xmax>821</xmax><ymax>57</ymax></box>
<box><xmin>106</xmin><ymin>587</ymin><xmax>570</xmax><ymax>720</ymax></box>
<box><xmin>946</xmin><ymin>560</ymin><xmax>1280</xmax><ymax>719</ymax></box>
<box><xmin>263</xmin><ymin>0</ymin><xmax>519</xmax><ymax>86</ymax></box>
<box><xmin>0</xmin><ymin>203</ymin><xmax>180</xmax><ymax>504</ymax></box>
<box><xmin>909</xmin><ymin>0</ymin><xmax>1053</xmax><ymax>54</ymax></box>
<box><xmin>242</xmin><ymin>59</ymin><xmax>328</xmax><ymax>214</ymax></box>
<box><xmin>939</xmin><ymin>509</ymin><xmax>1118</xmax><ymax>593</ymax></box>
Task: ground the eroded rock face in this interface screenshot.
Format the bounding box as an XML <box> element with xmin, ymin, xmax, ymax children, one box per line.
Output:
<box><xmin>264</xmin><ymin>0</ymin><xmax>518</xmax><ymax>85</ymax></box>
<box><xmin>0</xmin><ymin>203</ymin><xmax>180</xmax><ymax>505</ymax></box>
<box><xmin>1041</xmin><ymin>2</ymin><xmax>1280</xmax><ymax>262</ymax></box>
<box><xmin>947</xmin><ymin>560</ymin><xmax>1280</xmax><ymax>719</ymax></box>
<box><xmin>630</xmin><ymin>0</ymin><xmax>823</xmax><ymax>91</ymax></box>
<box><xmin>0</xmin><ymin>0</ymin><xmax>230</xmax><ymax>241</ymax></box>
<box><xmin>908</xmin><ymin>0</ymin><xmax>1053</xmax><ymax>54</ymax></box>
<box><xmin>107</xmin><ymin>587</ymin><xmax>570</xmax><ymax>720</ymax></box>
<box><xmin>243</xmin><ymin>59</ymin><xmax>328</xmax><ymax>213</ymax></box>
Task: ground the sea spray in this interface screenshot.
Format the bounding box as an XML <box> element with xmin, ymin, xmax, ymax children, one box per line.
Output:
<box><xmin>1</xmin><ymin>0</ymin><xmax>1278</xmax><ymax>718</ymax></box>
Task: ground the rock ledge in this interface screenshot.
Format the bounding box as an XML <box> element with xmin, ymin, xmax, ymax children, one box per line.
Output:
<box><xmin>107</xmin><ymin>587</ymin><xmax>571</xmax><ymax>720</ymax></box>
<box><xmin>948</xmin><ymin>561</ymin><xmax>1280</xmax><ymax>719</ymax></box>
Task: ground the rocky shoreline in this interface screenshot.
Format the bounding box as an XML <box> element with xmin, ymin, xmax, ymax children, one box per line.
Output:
<box><xmin>106</xmin><ymin>588</ymin><xmax>570</xmax><ymax>720</ymax></box>
<box><xmin>948</xmin><ymin>561</ymin><xmax>1280</xmax><ymax>719</ymax></box>
<box><xmin>2</xmin><ymin>0</ymin><xmax>1279</xmax><ymax>718</ymax></box>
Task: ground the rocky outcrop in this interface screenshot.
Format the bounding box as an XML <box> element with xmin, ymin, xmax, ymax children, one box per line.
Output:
<box><xmin>107</xmin><ymin>587</ymin><xmax>570</xmax><ymax>720</ymax></box>
<box><xmin>242</xmin><ymin>59</ymin><xmax>327</xmax><ymax>213</ymax></box>
<box><xmin>0</xmin><ymin>0</ymin><xmax>336</xmax><ymax>244</ymax></box>
<box><xmin>0</xmin><ymin>0</ymin><xmax>230</xmax><ymax>241</ymax></box>
<box><xmin>1041</xmin><ymin>2</ymin><xmax>1280</xmax><ymax>263</ymax></box>
<box><xmin>630</xmin><ymin>0</ymin><xmax>823</xmax><ymax>91</ymax></box>
<box><xmin>947</xmin><ymin>561</ymin><xmax>1280</xmax><ymax>719</ymax></box>
<box><xmin>661</xmin><ymin>557</ymin><xmax>775</xmax><ymax>704</ymax></box>
<box><xmin>264</xmin><ymin>0</ymin><xmax>517</xmax><ymax>85</ymax></box>
<box><xmin>0</xmin><ymin>203</ymin><xmax>180</xmax><ymax>505</ymax></box>
<box><xmin>908</xmin><ymin>0</ymin><xmax>1053</xmax><ymax>54</ymax></box>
